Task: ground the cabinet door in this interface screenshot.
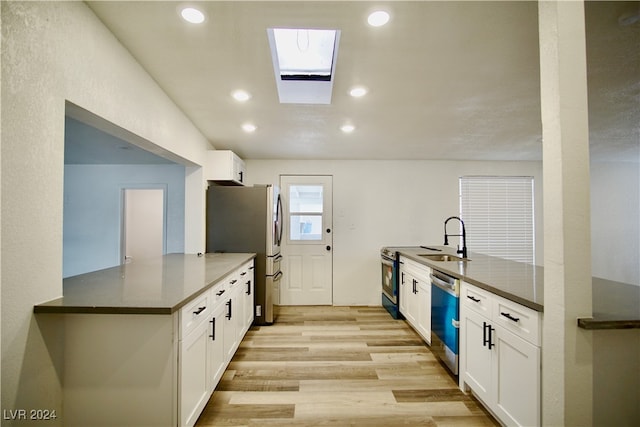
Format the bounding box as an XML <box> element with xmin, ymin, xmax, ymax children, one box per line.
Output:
<box><xmin>399</xmin><ymin>268</ymin><xmax>410</xmax><ymax>318</ymax></box>
<box><xmin>460</xmin><ymin>307</ymin><xmax>492</xmax><ymax>405</ymax></box>
<box><xmin>416</xmin><ymin>279</ymin><xmax>431</xmax><ymax>343</ymax></box>
<box><xmin>239</xmin><ymin>265</ymin><xmax>254</xmax><ymax>335</ymax></box>
<box><xmin>233</xmin><ymin>155</ymin><xmax>246</xmax><ymax>184</ymax></box>
<box><xmin>493</xmin><ymin>327</ymin><xmax>540</xmax><ymax>427</ymax></box>
<box><xmin>402</xmin><ymin>274</ymin><xmax>418</xmax><ymax>327</ymax></box>
<box><xmin>207</xmin><ymin>304</ymin><xmax>226</xmax><ymax>392</ymax></box>
<box><xmin>407</xmin><ymin>277</ymin><xmax>419</xmax><ymax>328</ymax></box>
<box><xmin>180</xmin><ymin>320</ymin><xmax>210</xmax><ymax>427</ymax></box>
<box><xmin>223</xmin><ymin>293</ymin><xmax>237</xmax><ymax>362</ymax></box>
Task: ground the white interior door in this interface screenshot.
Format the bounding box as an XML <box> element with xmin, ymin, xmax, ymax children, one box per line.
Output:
<box><xmin>123</xmin><ymin>188</ymin><xmax>165</xmax><ymax>263</ymax></box>
<box><xmin>279</xmin><ymin>175</ymin><xmax>333</xmax><ymax>305</ymax></box>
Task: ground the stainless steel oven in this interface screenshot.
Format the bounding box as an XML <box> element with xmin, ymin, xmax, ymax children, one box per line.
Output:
<box><xmin>381</xmin><ymin>248</ymin><xmax>402</xmax><ymax>319</ymax></box>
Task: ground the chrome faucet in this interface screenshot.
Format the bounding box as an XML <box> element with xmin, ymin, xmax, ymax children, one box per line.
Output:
<box><xmin>444</xmin><ymin>216</ymin><xmax>468</xmax><ymax>259</ymax></box>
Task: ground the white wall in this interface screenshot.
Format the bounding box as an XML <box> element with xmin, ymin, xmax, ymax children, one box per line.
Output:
<box><xmin>1</xmin><ymin>2</ymin><xmax>210</xmax><ymax>423</ymax></box>
<box><xmin>63</xmin><ymin>164</ymin><xmax>186</xmax><ymax>278</ymax></box>
<box><xmin>246</xmin><ymin>159</ymin><xmax>544</xmax><ymax>306</ymax></box>
<box><xmin>590</xmin><ymin>161</ymin><xmax>640</xmax><ymax>286</ymax></box>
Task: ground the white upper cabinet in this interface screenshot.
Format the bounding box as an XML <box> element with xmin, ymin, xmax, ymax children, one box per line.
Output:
<box><xmin>206</xmin><ymin>150</ymin><xmax>246</xmax><ymax>185</ymax></box>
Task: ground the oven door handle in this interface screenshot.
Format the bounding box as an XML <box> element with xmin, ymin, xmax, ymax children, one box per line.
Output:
<box><xmin>381</xmin><ymin>257</ymin><xmax>395</xmax><ymax>267</ymax></box>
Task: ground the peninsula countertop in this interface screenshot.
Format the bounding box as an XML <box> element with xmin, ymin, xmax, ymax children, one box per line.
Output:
<box><xmin>393</xmin><ymin>246</ymin><xmax>544</xmax><ymax>311</ymax></box>
<box><xmin>389</xmin><ymin>246</ymin><xmax>640</xmax><ymax>329</ymax></box>
<box><xmin>34</xmin><ymin>252</ymin><xmax>256</xmax><ymax>315</ymax></box>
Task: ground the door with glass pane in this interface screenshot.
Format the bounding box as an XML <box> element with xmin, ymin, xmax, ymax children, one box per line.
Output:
<box><xmin>279</xmin><ymin>175</ymin><xmax>333</xmax><ymax>305</ymax></box>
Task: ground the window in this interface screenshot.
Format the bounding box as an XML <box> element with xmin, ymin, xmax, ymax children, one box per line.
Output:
<box><xmin>267</xmin><ymin>28</ymin><xmax>341</xmax><ymax>104</ymax></box>
<box><xmin>288</xmin><ymin>184</ymin><xmax>324</xmax><ymax>241</ymax></box>
<box><xmin>272</xmin><ymin>28</ymin><xmax>337</xmax><ymax>81</ymax></box>
<box><xmin>460</xmin><ymin>176</ymin><xmax>535</xmax><ymax>264</ymax></box>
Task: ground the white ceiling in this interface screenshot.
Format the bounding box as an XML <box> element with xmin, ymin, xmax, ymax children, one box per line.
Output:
<box><xmin>80</xmin><ymin>1</ymin><xmax>639</xmax><ymax>163</ymax></box>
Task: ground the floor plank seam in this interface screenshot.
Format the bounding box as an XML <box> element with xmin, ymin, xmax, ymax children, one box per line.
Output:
<box><xmin>195</xmin><ymin>306</ymin><xmax>499</xmax><ymax>427</ymax></box>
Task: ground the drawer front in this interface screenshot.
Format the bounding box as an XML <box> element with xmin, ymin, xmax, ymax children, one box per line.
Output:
<box><xmin>461</xmin><ymin>282</ymin><xmax>492</xmax><ymax>318</ymax></box>
<box><xmin>493</xmin><ymin>295</ymin><xmax>541</xmax><ymax>346</ymax></box>
<box><xmin>238</xmin><ymin>260</ymin><xmax>255</xmax><ymax>281</ymax></box>
<box><xmin>401</xmin><ymin>257</ymin><xmax>431</xmax><ymax>280</ymax></box>
<box><xmin>180</xmin><ymin>291</ymin><xmax>211</xmax><ymax>339</ymax></box>
<box><xmin>211</xmin><ymin>282</ymin><xmax>228</xmax><ymax>306</ymax></box>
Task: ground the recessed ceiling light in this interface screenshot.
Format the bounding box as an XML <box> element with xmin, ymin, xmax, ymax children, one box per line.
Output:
<box><xmin>368</xmin><ymin>11</ymin><xmax>390</xmax><ymax>27</ymax></box>
<box><xmin>242</xmin><ymin>123</ymin><xmax>257</xmax><ymax>133</ymax></box>
<box><xmin>180</xmin><ymin>7</ymin><xmax>205</xmax><ymax>24</ymax></box>
<box><xmin>340</xmin><ymin>124</ymin><xmax>355</xmax><ymax>134</ymax></box>
<box><xmin>232</xmin><ymin>90</ymin><xmax>251</xmax><ymax>102</ymax></box>
<box><xmin>349</xmin><ymin>86</ymin><xmax>368</xmax><ymax>97</ymax></box>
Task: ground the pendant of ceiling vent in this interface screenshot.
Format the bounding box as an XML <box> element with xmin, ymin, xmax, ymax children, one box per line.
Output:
<box><xmin>267</xmin><ymin>28</ymin><xmax>340</xmax><ymax>104</ymax></box>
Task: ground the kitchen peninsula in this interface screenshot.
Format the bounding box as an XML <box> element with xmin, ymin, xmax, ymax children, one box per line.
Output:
<box><xmin>396</xmin><ymin>246</ymin><xmax>640</xmax><ymax>329</ymax></box>
<box><xmin>390</xmin><ymin>246</ymin><xmax>640</xmax><ymax>426</ymax></box>
<box><xmin>35</xmin><ymin>252</ymin><xmax>256</xmax><ymax>427</ymax></box>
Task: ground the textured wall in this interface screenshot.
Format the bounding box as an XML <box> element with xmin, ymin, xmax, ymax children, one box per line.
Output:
<box><xmin>246</xmin><ymin>159</ymin><xmax>544</xmax><ymax>306</ymax></box>
<box><xmin>590</xmin><ymin>161</ymin><xmax>640</xmax><ymax>286</ymax></box>
<box><xmin>1</xmin><ymin>2</ymin><xmax>209</xmax><ymax>423</ymax></box>
<box><xmin>63</xmin><ymin>164</ymin><xmax>186</xmax><ymax>278</ymax></box>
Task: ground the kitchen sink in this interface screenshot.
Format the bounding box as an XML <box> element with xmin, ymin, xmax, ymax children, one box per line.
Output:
<box><xmin>418</xmin><ymin>254</ymin><xmax>468</xmax><ymax>262</ymax></box>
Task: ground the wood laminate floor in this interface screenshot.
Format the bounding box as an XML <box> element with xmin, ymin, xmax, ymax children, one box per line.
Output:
<box><xmin>195</xmin><ymin>306</ymin><xmax>499</xmax><ymax>427</ymax></box>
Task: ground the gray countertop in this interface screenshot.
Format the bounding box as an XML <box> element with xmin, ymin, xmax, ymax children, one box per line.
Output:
<box><xmin>390</xmin><ymin>246</ymin><xmax>640</xmax><ymax>329</ymax></box>
<box><xmin>393</xmin><ymin>246</ymin><xmax>544</xmax><ymax>311</ymax></box>
<box><xmin>579</xmin><ymin>277</ymin><xmax>640</xmax><ymax>330</ymax></box>
<box><xmin>34</xmin><ymin>253</ymin><xmax>256</xmax><ymax>315</ymax></box>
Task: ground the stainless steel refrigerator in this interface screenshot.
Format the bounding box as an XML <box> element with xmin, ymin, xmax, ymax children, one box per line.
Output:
<box><xmin>206</xmin><ymin>184</ymin><xmax>283</xmax><ymax>325</ymax></box>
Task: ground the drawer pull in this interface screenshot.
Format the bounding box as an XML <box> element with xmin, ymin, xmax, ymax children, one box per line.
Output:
<box><xmin>193</xmin><ymin>306</ymin><xmax>206</xmax><ymax>315</ymax></box>
<box><xmin>467</xmin><ymin>295</ymin><xmax>481</xmax><ymax>303</ymax></box>
<box><xmin>240</xmin><ymin>271</ymin><xmax>247</xmax><ymax>276</ymax></box>
<box><xmin>501</xmin><ymin>312</ymin><xmax>520</xmax><ymax>323</ymax></box>
<box><xmin>246</xmin><ymin>280</ymin><xmax>252</xmax><ymax>295</ymax></box>
<box><xmin>230</xmin><ymin>279</ymin><xmax>238</xmax><ymax>284</ymax></box>
<box><xmin>216</xmin><ymin>289</ymin><xmax>226</xmax><ymax>296</ymax></box>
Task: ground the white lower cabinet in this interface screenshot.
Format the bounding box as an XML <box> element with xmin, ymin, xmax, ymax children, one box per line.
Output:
<box><xmin>179</xmin><ymin>261</ymin><xmax>255</xmax><ymax>427</ymax></box>
<box><xmin>416</xmin><ymin>279</ymin><xmax>431</xmax><ymax>342</ymax></box>
<box><xmin>58</xmin><ymin>257</ymin><xmax>255</xmax><ymax>427</ymax></box>
<box><xmin>180</xmin><ymin>319</ymin><xmax>210</xmax><ymax>427</ymax></box>
<box><xmin>240</xmin><ymin>263</ymin><xmax>255</xmax><ymax>336</ymax></box>
<box><xmin>460</xmin><ymin>281</ymin><xmax>541</xmax><ymax>427</ymax></box>
<box><xmin>207</xmin><ymin>302</ymin><xmax>226</xmax><ymax>391</ymax></box>
<box><xmin>222</xmin><ymin>275</ymin><xmax>241</xmax><ymax>362</ymax></box>
<box><xmin>399</xmin><ymin>256</ymin><xmax>431</xmax><ymax>343</ymax></box>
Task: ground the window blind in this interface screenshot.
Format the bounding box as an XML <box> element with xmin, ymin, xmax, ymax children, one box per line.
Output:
<box><xmin>459</xmin><ymin>176</ymin><xmax>535</xmax><ymax>264</ymax></box>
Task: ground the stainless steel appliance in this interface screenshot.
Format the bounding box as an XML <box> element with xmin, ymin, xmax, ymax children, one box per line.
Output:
<box><xmin>206</xmin><ymin>184</ymin><xmax>283</xmax><ymax>325</ymax></box>
<box><xmin>430</xmin><ymin>269</ymin><xmax>460</xmax><ymax>375</ymax></box>
<box><xmin>381</xmin><ymin>247</ymin><xmax>403</xmax><ymax>319</ymax></box>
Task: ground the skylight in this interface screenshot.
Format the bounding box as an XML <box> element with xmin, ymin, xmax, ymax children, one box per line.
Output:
<box><xmin>273</xmin><ymin>29</ymin><xmax>337</xmax><ymax>81</ymax></box>
<box><xmin>267</xmin><ymin>28</ymin><xmax>341</xmax><ymax>104</ymax></box>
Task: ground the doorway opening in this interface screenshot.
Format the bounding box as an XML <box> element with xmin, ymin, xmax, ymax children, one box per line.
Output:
<box><xmin>121</xmin><ymin>187</ymin><xmax>167</xmax><ymax>264</ymax></box>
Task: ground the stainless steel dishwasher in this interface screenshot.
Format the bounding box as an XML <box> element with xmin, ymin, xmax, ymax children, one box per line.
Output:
<box><xmin>430</xmin><ymin>270</ymin><xmax>460</xmax><ymax>376</ymax></box>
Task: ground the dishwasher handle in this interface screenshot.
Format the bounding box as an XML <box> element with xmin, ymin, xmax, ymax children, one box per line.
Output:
<box><xmin>430</xmin><ymin>273</ymin><xmax>458</xmax><ymax>295</ymax></box>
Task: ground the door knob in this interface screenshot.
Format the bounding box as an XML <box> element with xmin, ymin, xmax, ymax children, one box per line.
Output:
<box><xmin>326</xmin><ymin>245</ymin><xmax>331</xmax><ymax>251</ymax></box>
<box><xmin>326</xmin><ymin>228</ymin><xmax>331</xmax><ymax>233</ymax></box>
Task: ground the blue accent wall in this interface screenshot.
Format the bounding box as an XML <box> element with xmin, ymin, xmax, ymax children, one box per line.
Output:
<box><xmin>63</xmin><ymin>164</ymin><xmax>185</xmax><ymax>277</ymax></box>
